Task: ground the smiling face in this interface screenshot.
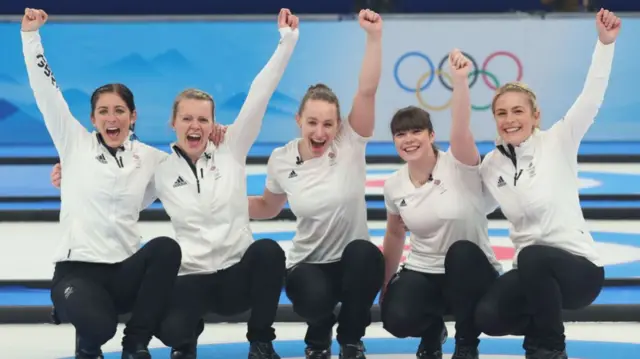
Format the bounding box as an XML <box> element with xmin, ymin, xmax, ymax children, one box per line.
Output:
<box><xmin>390</xmin><ymin>106</ymin><xmax>437</xmax><ymax>162</ymax></box>
<box><xmin>297</xmin><ymin>99</ymin><xmax>340</xmax><ymax>157</ymax></box>
<box><xmin>170</xmin><ymin>89</ymin><xmax>215</xmax><ymax>161</ymax></box>
<box><xmin>492</xmin><ymin>82</ymin><xmax>540</xmax><ymax>146</ymax></box>
<box><xmin>296</xmin><ymin>84</ymin><xmax>342</xmax><ymax>158</ymax></box>
<box><xmin>90</xmin><ymin>84</ymin><xmax>136</xmax><ymax>148</ymax></box>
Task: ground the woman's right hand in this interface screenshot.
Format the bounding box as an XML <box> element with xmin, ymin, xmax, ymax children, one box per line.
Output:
<box><xmin>277</xmin><ymin>8</ymin><xmax>299</xmax><ymax>30</ymax></box>
<box><xmin>51</xmin><ymin>163</ymin><xmax>61</xmax><ymax>188</ymax></box>
<box><xmin>209</xmin><ymin>124</ymin><xmax>228</xmax><ymax>147</ymax></box>
<box><xmin>21</xmin><ymin>8</ymin><xmax>48</xmax><ymax>32</ymax></box>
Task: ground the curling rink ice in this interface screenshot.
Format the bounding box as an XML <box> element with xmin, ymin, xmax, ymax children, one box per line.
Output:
<box><xmin>0</xmin><ymin>322</ymin><xmax>637</xmax><ymax>358</ymax></box>
<box><xmin>3</xmin><ymin>219</ymin><xmax>640</xmax><ymax>281</ymax></box>
<box><xmin>0</xmin><ymin>219</ymin><xmax>638</xmax><ymax>358</ymax></box>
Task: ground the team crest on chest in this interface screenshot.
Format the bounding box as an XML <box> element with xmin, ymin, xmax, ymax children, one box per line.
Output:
<box><xmin>328</xmin><ymin>151</ymin><xmax>336</xmax><ymax>166</ymax></box>
<box><xmin>432</xmin><ymin>178</ymin><xmax>446</xmax><ymax>194</ymax></box>
<box><xmin>132</xmin><ymin>154</ymin><xmax>141</xmax><ymax>169</ymax></box>
<box><xmin>527</xmin><ymin>162</ymin><xmax>536</xmax><ymax>178</ymax></box>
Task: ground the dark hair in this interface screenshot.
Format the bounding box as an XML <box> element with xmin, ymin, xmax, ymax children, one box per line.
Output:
<box><xmin>90</xmin><ymin>83</ymin><xmax>137</xmax><ymax>139</ymax></box>
<box><xmin>297</xmin><ymin>83</ymin><xmax>341</xmax><ymax>120</ymax></box>
<box><xmin>390</xmin><ymin>106</ymin><xmax>438</xmax><ymax>155</ymax></box>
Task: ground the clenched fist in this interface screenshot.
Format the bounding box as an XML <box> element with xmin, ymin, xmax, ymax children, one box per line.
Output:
<box><xmin>22</xmin><ymin>8</ymin><xmax>48</xmax><ymax>32</ymax></box>
<box><xmin>596</xmin><ymin>8</ymin><xmax>621</xmax><ymax>45</ymax></box>
<box><xmin>359</xmin><ymin>9</ymin><xmax>382</xmax><ymax>37</ymax></box>
<box><xmin>278</xmin><ymin>8</ymin><xmax>299</xmax><ymax>30</ymax></box>
<box><xmin>449</xmin><ymin>49</ymin><xmax>471</xmax><ymax>79</ymax></box>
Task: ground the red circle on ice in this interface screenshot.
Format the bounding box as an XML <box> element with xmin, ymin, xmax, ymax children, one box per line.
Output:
<box><xmin>377</xmin><ymin>244</ymin><xmax>515</xmax><ymax>262</ymax></box>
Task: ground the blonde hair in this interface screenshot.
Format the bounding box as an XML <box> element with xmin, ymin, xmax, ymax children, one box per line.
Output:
<box><xmin>491</xmin><ymin>82</ymin><xmax>540</xmax><ymax>129</ymax></box>
<box><xmin>171</xmin><ymin>88</ymin><xmax>215</xmax><ymax>124</ymax></box>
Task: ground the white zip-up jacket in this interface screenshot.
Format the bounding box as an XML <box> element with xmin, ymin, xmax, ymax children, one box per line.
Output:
<box><xmin>22</xmin><ymin>30</ymin><xmax>167</xmax><ymax>264</ymax></box>
<box><xmin>480</xmin><ymin>39</ymin><xmax>615</xmax><ymax>267</ymax></box>
<box><xmin>150</xmin><ymin>27</ymin><xmax>299</xmax><ymax>275</ymax></box>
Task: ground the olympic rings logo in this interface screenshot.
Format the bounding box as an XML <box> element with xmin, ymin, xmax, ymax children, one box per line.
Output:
<box><xmin>393</xmin><ymin>51</ymin><xmax>523</xmax><ymax>111</ymax></box>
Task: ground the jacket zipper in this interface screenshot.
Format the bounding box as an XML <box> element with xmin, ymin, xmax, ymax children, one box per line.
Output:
<box><xmin>498</xmin><ymin>144</ymin><xmax>523</xmax><ymax>186</ymax></box>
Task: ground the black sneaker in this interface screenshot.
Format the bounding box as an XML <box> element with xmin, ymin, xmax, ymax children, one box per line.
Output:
<box><xmin>75</xmin><ymin>334</ymin><xmax>103</xmax><ymax>359</ymax></box>
<box><xmin>305</xmin><ymin>347</ymin><xmax>331</xmax><ymax>359</ymax></box>
<box><xmin>416</xmin><ymin>346</ymin><xmax>442</xmax><ymax>359</ymax></box>
<box><xmin>451</xmin><ymin>345</ymin><xmax>479</xmax><ymax>359</ymax></box>
<box><xmin>248</xmin><ymin>342</ymin><xmax>281</xmax><ymax>359</ymax></box>
<box><xmin>76</xmin><ymin>351</ymin><xmax>104</xmax><ymax>359</ymax></box>
<box><xmin>525</xmin><ymin>348</ymin><xmax>568</xmax><ymax>359</ymax></box>
<box><xmin>121</xmin><ymin>344</ymin><xmax>151</xmax><ymax>359</ymax></box>
<box><xmin>171</xmin><ymin>348</ymin><xmax>196</xmax><ymax>359</ymax></box>
<box><xmin>416</xmin><ymin>326</ymin><xmax>448</xmax><ymax>359</ymax></box>
<box><xmin>339</xmin><ymin>341</ymin><xmax>366</xmax><ymax>359</ymax></box>
<box><xmin>171</xmin><ymin>340</ymin><xmax>197</xmax><ymax>359</ymax></box>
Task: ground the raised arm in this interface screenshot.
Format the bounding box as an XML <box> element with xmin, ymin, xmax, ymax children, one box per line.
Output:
<box><xmin>554</xmin><ymin>9</ymin><xmax>619</xmax><ymax>153</ymax></box>
<box><xmin>347</xmin><ymin>9</ymin><xmax>383</xmax><ymax>138</ymax></box>
<box><xmin>448</xmin><ymin>49</ymin><xmax>480</xmax><ymax>166</ymax></box>
<box><xmin>21</xmin><ymin>8</ymin><xmax>88</xmax><ymax>158</ymax></box>
<box><xmin>225</xmin><ymin>9</ymin><xmax>299</xmax><ymax>161</ymax></box>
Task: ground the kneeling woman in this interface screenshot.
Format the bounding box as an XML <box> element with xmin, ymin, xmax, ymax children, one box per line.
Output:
<box><xmin>23</xmin><ymin>9</ymin><xmax>181</xmax><ymax>359</ymax></box>
<box><xmin>151</xmin><ymin>10</ymin><xmax>299</xmax><ymax>359</ymax></box>
<box><xmin>380</xmin><ymin>51</ymin><xmax>501</xmax><ymax>359</ymax></box>
<box><xmin>247</xmin><ymin>9</ymin><xmax>384</xmax><ymax>359</ymax></box>
<box><xmin>52</xmin><ymin>9</ymin><xmax>300</xmax><ymax>359</ymax></box>
<box><xmin>475</xmin><ymin>9</ymin><xmax>619</xmax><ymax>359</ymax></box>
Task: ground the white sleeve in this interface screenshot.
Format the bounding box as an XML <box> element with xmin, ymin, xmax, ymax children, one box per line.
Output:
<box><xmin>479</xmin><ymin>155</ymin><xmax>500</xmax><ymax>215</ymax></box>
<box><xmin>446</xmin><ymin>148</ymin><xmax>483</xmax><ymax>194</ymax></box>
<box><xmin>141</xmin><ymin>180</ymin><xmax>157</xmax><ymax>210</ymax></box>
<box><xmin>384</xmin><ymin>181</ymin><xmax>399</xmax><ymax>215</ymax></box>
<box><xmin>265</xmin><ymin>154</ymin><xmax>284</xmax><ymax>194</ymax></box>
<box><xmin>340</xmin><ymin>116</ymin><xmax>371</xmax><ymax>146</ymax></box>
<box><xmin>548</xmin><ymin>39</ymin><xmax>614</xmax><ymax>155</ymax></box>
<box><xmin>22</xmin><ymin>30</ymin><xmax>89</xmax><ymax>158</ymax></box>
<box><xmin>225</xmin><ymin>28</ymin><xmax>299</xmax><ymax>162</ymax></box>
<box><xmin>140</xmin><ymin>150</ymin><xmax>168</xmax><ymax>209</ymax></box>
<box><xmin>481</xmin><ymin>181</ymin><xmax>499</xmax><ymax>215</ymax></box>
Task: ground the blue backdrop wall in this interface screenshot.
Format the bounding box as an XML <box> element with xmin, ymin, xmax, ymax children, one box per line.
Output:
<box><xmin>1</xmin><ymin>15</ymin><xmax>639</xmax><ymax>146</ymax></box>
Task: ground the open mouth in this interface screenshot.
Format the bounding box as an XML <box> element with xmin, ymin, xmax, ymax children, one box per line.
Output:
<box><xmin>186</xmin><ymin>133</ymin><xmax>202</xmax><ymax>148</ymax></box>
<box><xmin>105</xmin><ymin>127</ymin><xmax>121</xmax><ymax>141</ymax></box>
<box><xmin>310</xmin><ymin>139</ymin><xmax>326</xmax><ymax>150</ymax></box>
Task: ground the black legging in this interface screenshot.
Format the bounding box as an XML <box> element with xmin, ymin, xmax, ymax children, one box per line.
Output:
<box><xmin>156</xmin><ymin>239</ymin><xmax>286</xmax><ymax>350</ymax></box>
<box><xmin>50</xmin><ymin>236</ymin><xmax>182</xmax><ymax>354</ymax></box>
<box><xmin>475</xmin><ymin>244</ymin><xmax>604</xmax><ymax>352</ymax></box>
<box><xmin>381</xmin><ymin>240</ymin><xmax>498</xmax><ymax>352</ymax></box>
<box><xmin>284</xmin><ymin>239</ymin><xmax>385</xmax><ymax>349</ymax></box>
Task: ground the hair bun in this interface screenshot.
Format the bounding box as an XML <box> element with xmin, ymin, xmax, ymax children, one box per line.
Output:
<box><xmin>308</xmin><ymin>83</ymin><xmax>331</xmax><ymax>92</ymax></box>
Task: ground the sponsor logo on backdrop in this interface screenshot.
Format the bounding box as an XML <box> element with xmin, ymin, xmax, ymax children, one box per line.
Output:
<box><xmin>393</xmin><ymin>51</ymin><xmax>523</xmax><ymax>112</ymax></box>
